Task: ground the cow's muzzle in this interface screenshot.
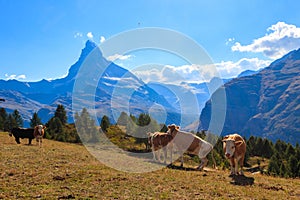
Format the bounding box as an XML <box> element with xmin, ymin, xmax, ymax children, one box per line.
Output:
<box><xmin>225</xmin><ymin>153</ymin><xmax>231</xmax><ymax>158</ymax></box>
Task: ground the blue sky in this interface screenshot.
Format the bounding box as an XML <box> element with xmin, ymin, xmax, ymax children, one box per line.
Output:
<box><xmin>1</xmin><ymin>0</ymin><xmax>300</xmax><ymax>82</ymax></box>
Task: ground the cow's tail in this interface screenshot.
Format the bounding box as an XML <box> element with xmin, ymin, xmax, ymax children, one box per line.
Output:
<box><xmin>211</xmin><ymin>148</ymin><xmax>217</xmax><ymax>170</ymax></box>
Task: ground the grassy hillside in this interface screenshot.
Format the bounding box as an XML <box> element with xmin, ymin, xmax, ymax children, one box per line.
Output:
<box><xmin>1</xmin><ymin>132</ymin><xmax>300</xmax><ymax>199</ymax></box>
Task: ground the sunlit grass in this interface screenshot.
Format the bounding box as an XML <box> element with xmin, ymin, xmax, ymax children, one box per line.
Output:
<box><xmin>1</xmin><ymin>132</ymin><xmax>300</xmax><ymax>199</ymax></box>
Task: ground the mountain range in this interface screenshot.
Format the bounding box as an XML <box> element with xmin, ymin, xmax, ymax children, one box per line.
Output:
<box><xmin>1</xmin><ymin>40</ymin><xmax>299</xmax><ymax>145</ymax></box>
<box><xmin>0</xmin><ymin>41</ymin><xmax>180</xmax><ymax>127</ymax></box>
<box><xmin>200</xmin><ymin>48</ymin><xmax>300</xmax><ymax>145</ymax></box>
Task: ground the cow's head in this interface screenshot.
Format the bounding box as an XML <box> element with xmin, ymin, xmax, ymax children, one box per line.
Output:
<box><xmin>222</xmin><ymin>137</ymin><xmax>243</xmax><ymax>158</ymax></box>
<box><xmin>35</xmin><ymin>125</ymin><xmax>46</xmax><ymax>135</ymax></box>
<box><xmin>167</xmin><ymin>124</ymin><xmax>180</xmax><ymax>136</ymax></box>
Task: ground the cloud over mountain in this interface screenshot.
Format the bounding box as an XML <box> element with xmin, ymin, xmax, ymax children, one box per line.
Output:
<box><xmin>5</xmin><ymin>74</ymin><xmax>26</xmax><ymax>80</ymax></box>
<box><xmin>132</xmin><ymin>58</ymin><xmax>270</xmax><ymax>84</ymax></box>
<box><xmin>232</xmin><ymin>22</ymin><xmax>300</xmax><ymax>59</ymax></box>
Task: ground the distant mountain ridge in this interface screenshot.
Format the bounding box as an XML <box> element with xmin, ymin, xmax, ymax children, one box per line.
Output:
<box><xmin>200</xmin><ymin>48</ymin><xmax>300</xmax><ymax>145</ymax></box>
<box><xmin>0</xmin><ymin>41</ymin><xmax>179</xmax><ymax>127</ymax></box>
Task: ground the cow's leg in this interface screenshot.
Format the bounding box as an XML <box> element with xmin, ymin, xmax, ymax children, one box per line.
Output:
<box><xmin>28</xmin><ymin>138</ymin><xmax>32</xmax><ymax>145</ymax></box>
<box><xmin>156</xmin><ymin>148</ymin><xmax>162</xmax><ymax>162</ymax></box>
<box><xmin>180</xmin><ymin>153</ymin><xmax>184</xmax><ymax>167</ymax></box>
<box><xmin>169</xmin><ymin>143</ymin><xmax>173</xmax><ymax>165</ymax></box>
<box><xmin>197</xmin><ymin>157</ymin><xmax>208</xmax><ymax>170</ymax></box>
<box><xmin>151</xmin><ymin>146</ymin><xmax>157</xmax><ymax>161</ymax></box>
<box><xmin>15</xmin><ymin>137</ymin><xmax>20</xmax><ymax>144</ymax></box>
<box><xmin>163</xmin><ymin>147</ymin><xmax>167</xmax><ymax>164</ymax></box>
<box><xmin>234</xmin><ymin>158</ymin><xmax>239</xmax><ymax>175</ymax></box>
<box><xmin>230</xmin><ymin>157</ymin><xmax>235</xmax><ymax>176</ymax></box>
<box><xmin>238</xmin><ymin>156</ymin><xmax>245</xmax><ymax>175</ymax></box>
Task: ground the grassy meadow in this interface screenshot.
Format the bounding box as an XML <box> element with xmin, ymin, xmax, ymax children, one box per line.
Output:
<box><xmin>1</xmin><ymin>132</ymin><xmax>300</xmax><ymax>199</ymax></box>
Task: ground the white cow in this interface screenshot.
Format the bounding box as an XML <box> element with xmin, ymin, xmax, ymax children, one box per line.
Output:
<box><xmin>167</xmin><ymin>124</ymin><xmax>215</xmax><ymax>170</ymax></box>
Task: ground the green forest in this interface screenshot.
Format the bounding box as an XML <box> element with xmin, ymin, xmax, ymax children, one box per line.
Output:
<box><xmin>1</xmin><ymin>105</ymin><xmax>300</xmax><ymax>178</ymax></box>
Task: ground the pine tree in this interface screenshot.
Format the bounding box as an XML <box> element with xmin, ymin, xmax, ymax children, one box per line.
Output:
<box><xmin>274</xmin><ymin>140</ymin><xmax>288</xmax><ymax>158</ymax></box>
<box><xmin>30</xmin><ymin>112</ymin><xmax>42</xmax><ymax>127</ymax></box>
<box><xmin>297</xmin><ymin>161</ymin><xmax>300</xmax><ymax>177</ymax></box>
<box><xmin>246</xmin><ymin>136</ymin><xmax>256</xmax><ymax>157</ymax></box>
<box><xmin>285</xmin><ymin>144</ymin><xmax>295</xmax><ymax>158</ymax></box>
<box><xmin>100</xmin><ymin>115</ymin><xmax>110</xmax><ymax>132</ymax></box>
<box><xmin>254</xmin><ymin>137</ymin><xmax>263</xmax><ymax>156</ymax></box>
<box><xmin>279</xmin><ymin>162</ymin><xmax>287</xmax><ymax>178</ymax></box>
<box><xmin>288</xmin><ymin>155</ymin><xmax>298</xmax><ymax>178</ymax></box>
<box><xmin>5</xmin><ymin>114</ymin><xmax>17</xmax><ymax>130</ymax></box>
<box><xmin>262</xmin><ymin>139</ymin><xmax>273</xmax><ymax>158</ymax></box>
<box><xmin>268</xmin><ymin>152</ymin><xmax>280</xmax><ymax>176</ymax></box>
<box><xmin>12</xmin><ymin>109</ymin><xmax>23</xmax><ymax>127</ymax></box>
<box><xmin>47</xmin><ymin>117</ymin><xmax>63</xmax><ymax>140</ymax></box>
<box><xmin>0</xmin><ymin>108</ymin><xmax>8</xmax><ymax>130</ymax></box>
<box><xmin>54</xmin><ymin>104</ymin><xmax>67</xmax><ymax>125</ymax></box>
<box><xmin>74</xmin><ymin>108</ymin><xmax>98</xmax><ymax>143</ymax></box>
<box><xmin>135</xmin><ymin>113</ymin><xmax>160</xmax><ymax>146</ymax></box>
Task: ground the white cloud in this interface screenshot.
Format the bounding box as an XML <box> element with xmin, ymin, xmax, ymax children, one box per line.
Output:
<box><xmin>226</xmin><ymin>37</ymin><xmax>235</xmax><ymax>45</ymax></box>
<box><xmin>5</xmin><ymin>74</ymin><xmax>26</xmax><ymax>80</ymax></box>
<box><xmin>132</xmin><ymin>58</ymin><xmax>271</xmax><ymax>84</ymax></box>
<box><xmin>87</xmin><ymin>32</ymin><xmax>94</xmax><ymax>40</ymax></box>
<box><xmin>107</xmin><ymin>54</ymin><xmax>132</xmax><ymax>61</ymax></box>
<box><xmin>232</xmin><ymin>22</ymin><xmax>300</xmax><ymax>59</ymax></box>
<box><xmin>132</xmin><ymin>64</ymin><xmax>218</xmax><ymax>85</ymax></box>
<box><xmin>100</xmin><ymin>36</ymin><xmax>105</xmax><ymax>43</ymax></box>
<box><xmin>74</xmin><ymin>32</ymin><xmax>83</xmax><ymax>38</ymax></box>
<box><xmin>215</xmin><ymin>58</ymin><xmax>271</xmax><ymax>78</ymax></box>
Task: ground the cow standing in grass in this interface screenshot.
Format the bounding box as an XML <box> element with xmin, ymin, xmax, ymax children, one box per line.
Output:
<box><xmin>147</xmin><ymin>132</ymin><xmax>173</xmax><ymax>164</ymax></box>
<box><xmin>9</xmin><ymin>128</ymin><xmax>35</xmax><ymax>145</ymax></box>
<box><xmin>34</xmin><ymin>125</ymin><xmax>46</xmax><ymax>147</ymax></box>
<box><xmin>167</xmin><ymin>124</ymin><xmax>215</xmax><ymax>170</ymax></box>
<box><xmin>222</xmin><ymin>133</ymin><xmax>246</xmax><ymax>176</ymax></box>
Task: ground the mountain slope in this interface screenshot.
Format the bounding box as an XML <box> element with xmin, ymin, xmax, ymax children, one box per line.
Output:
<box><xmin>200</xmin><ymin>48</ymin><xmax>300</xmax><ymax>144</ymax></box>
<box><xmin>0</xmin><ymin>41</ymin><xmax>177</xmax><ymax>126</ymax></box>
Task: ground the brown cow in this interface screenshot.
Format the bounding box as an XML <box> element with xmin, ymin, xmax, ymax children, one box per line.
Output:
<box><xmin>147</xmin><ymin>132</ymin><xmax>173</xmax><ymax>164</ymax></box>
<box><xmin>167</xmin><ymin>124</ymin><xmax>215</xmax><ymax>170</ymax></box>
<box><xmin>33</xmin><ymin>125</ymin><xmax>46</xmax><ymax>147</ymax></box>
<box><xmin>222</xmin><ymin>133</ymin><xmax>246</xmax><ymax>176</ymax></box>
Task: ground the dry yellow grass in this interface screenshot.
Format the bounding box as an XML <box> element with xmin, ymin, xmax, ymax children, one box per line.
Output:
<box><xmin>1</xmin><ymin>132</ymin><xmax>300</xmax><ymax>199</ymax></box>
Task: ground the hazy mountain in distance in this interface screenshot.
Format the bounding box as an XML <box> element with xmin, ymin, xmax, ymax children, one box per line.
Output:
<box><xmin>200</xmin><ymin>48</ymin><xmax>300</xmax><ymax>145</ymax></box>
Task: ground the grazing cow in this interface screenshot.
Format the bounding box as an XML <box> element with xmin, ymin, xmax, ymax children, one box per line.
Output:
<box><xmin>33</xmin><ymin>125</ymin><xmax>46</xmax><ymax>147</ymax></box>
<box><xmin>147</xmin><ymin>132</ymin><xmax>173</xmax><ymax>164</ymax></box>
<box><xmin>167</xmin><ymin>124</ymin><xmax>215</xmax><ymax>170</ymax></box>
<box><xmin>222</xmin><ymin>133</ymin><xmax>246</xmax><ymax>176</ymax></box>
<box><xmin>9</xmin><ymin>127</ymin><xmax>35</xmax><ymax>145</ymax></box>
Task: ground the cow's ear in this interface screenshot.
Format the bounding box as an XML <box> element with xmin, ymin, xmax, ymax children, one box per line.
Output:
<box><xmin>176</xmin><ymin>126</ymin><xmax>180</xmax><ymax>130</ymax></box>
<box><xmin>235</xmin><ymin>140</ymin><xmax>244</xmax><ymax>146</ymax></box>
<box><xmin>167</xmin><ymin>125</ymin><xmax>171</xmax><ymax>129</ymax></box>
<box><xmin>222</xmin><ymin>135</ymin><xmax>229</xmax><ymax>142</ymax></box>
